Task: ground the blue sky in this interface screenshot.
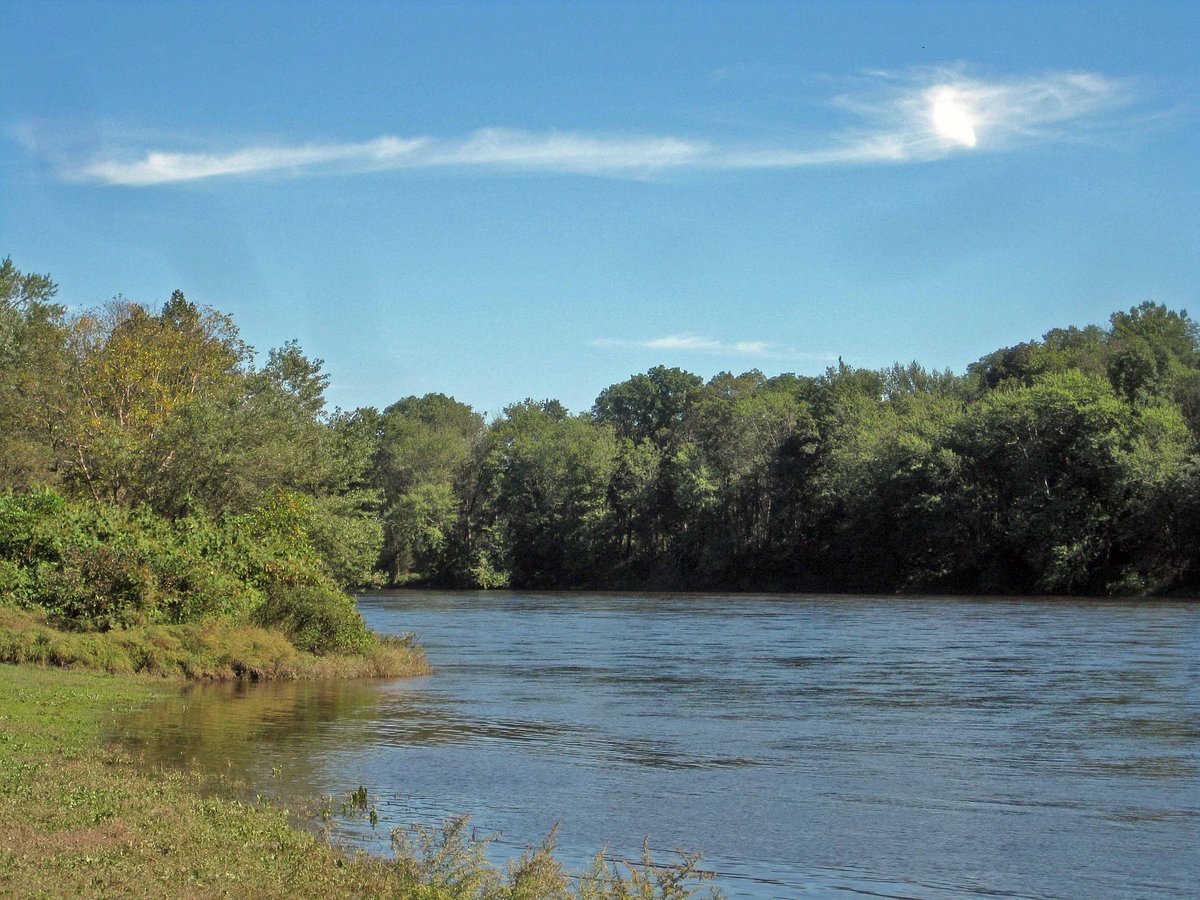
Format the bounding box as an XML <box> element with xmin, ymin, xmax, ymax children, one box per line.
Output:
<box><xmin>2</xmin><ymin>1</ymin><xmax>1197</xmax><ymax>416</ymax></box>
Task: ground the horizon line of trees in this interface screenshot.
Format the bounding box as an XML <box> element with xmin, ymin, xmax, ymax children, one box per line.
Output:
<box><xmin>5</xmin><ymin>255</ymin><xmax>1200</xmax><ymax>599</ymax></box>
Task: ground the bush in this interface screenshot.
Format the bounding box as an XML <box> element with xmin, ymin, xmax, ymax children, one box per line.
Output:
<box><xmin>0</xmin><ymin>488</ymin><xmax>381</xmax><ymax>661</ymax></box>
<box><xmin>0</xmin><ymin>487</ymin><xmax>65</xmax><ymax>560</ymax></box>
<box><xmin>252</xmin><ymin>583</ymin><xmax>374</xmax><ymax>656</ymax></box>
<box><xmin>39</xmin><ymin>542</ymin><xmax>159</xmax><ymax>629</ymax></box>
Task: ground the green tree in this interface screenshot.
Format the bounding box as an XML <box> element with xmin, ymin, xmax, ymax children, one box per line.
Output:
<box><xmin>942</xmin><ymin>371</ymin><xmax>1135</xmax><ymax>592</ymax></box>
<box><xmin>1106</xmin><ymin>302</ymin><xmax>1200</xmax><ymax>403</ymax></box>
<box><xmin>479</xmin><ymin>401</ymin><xmax>616</xmax><ymax>587</ymax></box>
<box><xmin>59</xmin><ymin>295</ymin><xmax>249</xmax><ymax>506</ymax></box>
<box><xmin>685</xmin><ymin>375</ymin><xmax>815</xmax><ymax>581</ymax></box>
<box><xmin>372</xmin><ymin>394</ymin><xmax>485</xmax><ymax>583</ymax></box>
<box><xmin>593</xmin><ymin>366</ymin><xmax>703</xmax><ymax>447</ymax></box>
<box><xmin>0</xmin><ymin>258</ymin><xmax>69</xmax><ymax>490</ymax></box>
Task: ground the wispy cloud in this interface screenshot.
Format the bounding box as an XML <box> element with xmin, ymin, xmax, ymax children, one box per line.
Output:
<box><xmin>48</xmin><ymin>67</ymin><xmax>1137</xmax><ymax>186</ymax></box>
<box><xmin>593</xmin><ymin>334</ymin><xmax>835</xmax><ymax>362</ymax></box>
<box><xmin>59</xmin><ymin>128</ymin><xmax>711</xmax><ymax>186</ymax></box>
<box><xmin>78</xmin><ymin>136</ymin><xmax>430</xmax><ymax>186</ymax></box>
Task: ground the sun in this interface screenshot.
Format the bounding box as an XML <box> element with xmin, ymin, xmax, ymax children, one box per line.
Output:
<box><xmin>930</xmin><ymin>87</ymin><xmax>978</xmax><ymax>148</ymax></box>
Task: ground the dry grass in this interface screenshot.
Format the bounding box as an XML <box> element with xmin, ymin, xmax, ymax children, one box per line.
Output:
<box><xmin>0</xmin><ymin>606</ymin><xmax>431</xmax><ymax>681</ymax></box>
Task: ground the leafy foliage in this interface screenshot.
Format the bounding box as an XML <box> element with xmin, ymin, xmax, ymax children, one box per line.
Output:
<box><xmin>3</xmin><ymin>256</ymin><xmax>1200</xmax><ymax>598</ymax></box>
<box><xmin>0</xmin><ymin>484</ymin><xmax>380</xmax><ymax>663</ymax></box>
<box><xmin>252</xmin><ymin>583</ymin><xmax>373</xmax><ymax>655</ymax></box>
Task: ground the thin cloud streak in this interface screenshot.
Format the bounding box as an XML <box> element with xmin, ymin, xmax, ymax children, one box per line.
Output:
<box><xmin>593</xmin><ymin>335</ymin><xmax>835</xmax><ymax>362</ymax></box>
<box><xmin>79</xmin><ymin>136</ymin><xmax>429</xmax><ymax>186</ymax></box>
<box><xmin>60</xmin><ymin>68</ymin><xmax>1135</xmax><ymax>186</ymax></box>
<box><xmin>67</xmin><ymin>129</ymin><xmax>711</xmax><ymax>185</ymax></box>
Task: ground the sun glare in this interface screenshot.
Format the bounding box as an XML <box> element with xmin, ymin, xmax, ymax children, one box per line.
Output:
<box><xmin>930</xmin><ymin>87</ymin><xmax>978</xmax><ymax>148</ymax></box>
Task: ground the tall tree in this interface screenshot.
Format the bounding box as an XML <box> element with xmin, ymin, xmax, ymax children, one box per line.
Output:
<box><xmin>593</xmin><ymin>366</ymin><xmax>703</xmax><ymax>447</ymax></box>
<box><xmin>372</xmin><ymin>393</ymin><xmax>485</xmax><ymax>583</ymax></box>
<box><xmin>0</xmin><ymin>258</ymin><xmax>69</xmax><ymax>490</ymax></box>
<box><xmin>479</xmin><ymin>400</ymin><xmax>616</xmax><ymax>587</ymax></box>
<box><xmin>59</xmin><ymin>295</ymin><xmax>249</xmax><ymax>506</ymax></box>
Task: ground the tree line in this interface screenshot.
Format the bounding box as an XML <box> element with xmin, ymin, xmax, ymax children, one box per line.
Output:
<box><xmin>5</xmin><ymin>256</ymin><xmax>1200</xmax><ymax>602</ymax></box>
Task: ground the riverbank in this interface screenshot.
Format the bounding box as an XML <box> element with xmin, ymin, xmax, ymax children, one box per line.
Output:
<box><xmin>0</xmin><ymin>665</ymin><xmax>420</xmax><ymax>897</ymax></box>
<box><xmin>0</xmin><ymin>607</ymin><xmax>430</xmax><ymax>681</ymax></box>
<box><xmin>0</xmin><ymin>663</ymin><xmax>719</xmax><ymax>898</ymax></box>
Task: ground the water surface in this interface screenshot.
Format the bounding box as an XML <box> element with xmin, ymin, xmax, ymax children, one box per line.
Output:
<box><xmin>121</xmin><ymin>592</ymin><xmax>1200</xmax><ymax>897</ymax></box>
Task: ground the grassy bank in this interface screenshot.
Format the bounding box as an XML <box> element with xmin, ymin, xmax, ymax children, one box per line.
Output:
<box><xmin>0</xmin><ymin>607</ymin><xmax>430</xmax><ymax>681</ymax></box>
<box><xmin>0</xmin><ymin>665</ymin><xmax>719</xmax><ymax>899</ymax></box>
<box><xmin>0</xmin><ymin>665</ymin><xmax>410</xmax><ymax>898</ymax></box>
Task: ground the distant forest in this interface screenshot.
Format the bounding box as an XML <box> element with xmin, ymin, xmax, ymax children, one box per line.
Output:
<box><xmin>5</xmin><ymin>256</ymin><xmax>1200</xmax><ymax>598</ymax></box>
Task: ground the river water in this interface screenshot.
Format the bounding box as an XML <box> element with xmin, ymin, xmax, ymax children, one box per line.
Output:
<box><xmin>121</xmin><ymin>591</ymin><xmax>1199</xmax><ymax>897</ymax></box>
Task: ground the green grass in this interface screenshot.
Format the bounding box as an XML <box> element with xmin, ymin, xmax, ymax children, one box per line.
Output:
<box><xmin>0</xmin><ymin>665</ymin><xmax>403</xmax><ymax>898</ymax></box>
<box><xmin>0</xmin><ymin>665</ymin><xmax>720</xmax><ymax>899</ymax></box>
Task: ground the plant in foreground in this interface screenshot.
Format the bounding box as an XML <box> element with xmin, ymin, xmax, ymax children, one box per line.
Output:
<box><xmin>387</xmin><ymin>814</ymin><xmax>723</xmax><ymax>899</ymax></box>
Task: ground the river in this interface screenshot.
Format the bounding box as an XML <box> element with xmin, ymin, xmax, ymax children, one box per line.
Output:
<box><xmin>120</xmin><ymin>591</ymin><xmax>1200</xmax><ymax>897</ymax></box>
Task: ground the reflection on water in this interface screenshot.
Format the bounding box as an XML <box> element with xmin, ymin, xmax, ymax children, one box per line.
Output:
<box><xmin>120</xmin><ymin>592</ymin><xmax>1200</xmax><ymax>898</ymax></box>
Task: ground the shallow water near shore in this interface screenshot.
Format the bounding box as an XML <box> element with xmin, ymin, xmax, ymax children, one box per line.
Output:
<box><xmin>119</xmin><ymin>591</ymin><xmax>1200</xmax><ymax>897</ymax></box>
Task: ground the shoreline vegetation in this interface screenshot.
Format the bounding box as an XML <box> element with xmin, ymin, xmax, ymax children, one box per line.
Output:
<box><xmin>0</xmin><ymin>606</ymin><xmax>429</xmax><ymax>681</ymax></box>
<box><xmin>4</xmin><ymin>253</ymin><xmax>1199</xmax><ymax>893</ymax></box>
<box><xmin>8</xmin><ymin>256</ymin><xmax>1200</xmax><ymax>607</ymax></box>
<box><xmin>0</xmin><ymin>484</ymin><xmax>431</xmax><ymax>682</ymax></box>
<box><xmin>0</xmin><ymin>665</ymin><xmax>719</xmax><ymax>899</ymax></box>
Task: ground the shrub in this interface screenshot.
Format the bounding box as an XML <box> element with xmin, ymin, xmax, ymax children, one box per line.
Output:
<box><xmin>39</xmin><ymin>542</ymin><xmax>159</xmax><ymax>629</ymax></box>
<box><xmin>1</xmin><ymin>488</ymin><xmax>380</xmax><ymax>660</ymax></box>
<box><xmin>252</xmin><ymin>583</ymin><xmax>374</xmax><ymax>656</ymax></box>
<box><xmin>0</xmin><ymin>487</ymin><xmax>65</xmax><ymax>562</ymax></box>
